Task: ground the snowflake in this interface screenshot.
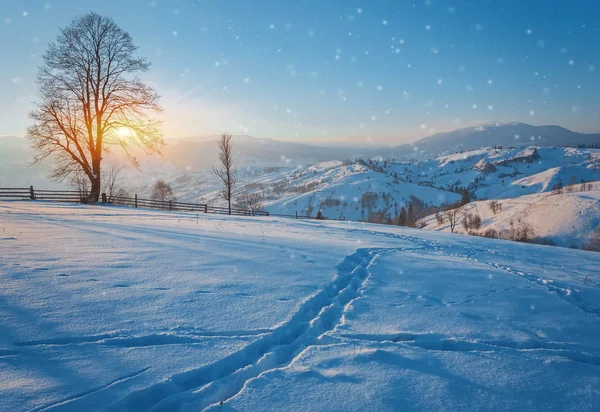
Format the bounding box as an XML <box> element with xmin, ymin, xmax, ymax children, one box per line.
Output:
<box><xmin>22</xmin><ymin>11</ymin><xmax>28</xmax><ymax>17</ymax></box>
<box><xmin>526</xmin><ymin>28</ymin><xmax>532</xmax><ymax>35</ymax></box>
<box><xmin>425</xmin><ymin>24</ymin><xmax>431</xmax><ymax>30</ymax></box>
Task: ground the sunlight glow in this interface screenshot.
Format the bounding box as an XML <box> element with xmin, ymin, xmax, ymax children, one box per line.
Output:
<box><xmin>115</xmin><ymin>127</ymin><xmax>134</xmax><ymax>138</ymax></box>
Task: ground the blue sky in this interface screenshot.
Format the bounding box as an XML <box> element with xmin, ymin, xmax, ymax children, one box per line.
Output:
<box><xmin>0</xmin><ymin>0</ymin><xmax>598</xmax><ymax>143</ymax></box>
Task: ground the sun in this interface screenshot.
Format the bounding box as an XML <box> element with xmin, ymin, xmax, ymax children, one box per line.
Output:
<box><xmin>115</xmin><ymin>127</ymin><xmax>134</xmax><ymax>138</ymax></box>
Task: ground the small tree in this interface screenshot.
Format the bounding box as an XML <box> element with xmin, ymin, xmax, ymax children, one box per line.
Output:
<box><xmin>445</xmin><ymin>209</ymin><xmax>460</xmax><ymax>233</ymax></box>
<box><xmin>462</xmin><ymin>212</ymin><xmax>482</xmax><ymax>231</ymax></box>
<box><xmin>552</xmin><ymin>179</ymin><xmax>564</xmax><ymax>195</ymax></box>
<box><xmin>435</xmin><ymin>211</ymin><xmax>444</xmax><ymax>226</ymax></box>
<box><xmin>565</xmin><ymin>176</ymin><xmax>577</xmax><ymax>193</ymax></box>
<box><xmin>151</xmin><ymin>180</ymin><xmax>174</xmax><ymax>203</ymax></box>
<box><xmin>489</xmin><ymin>200</ymin><xmax>502</xmax><ymax>214</ymax></box>
<box><xmin>583</xmin><ymin>226</ymin><xmax>600</xmax><ymax>252</ymax></box>
<box><xmin>213</xmin><ymin>133</ymin><xmax>237</xmax><ymax>215</ymax></box>
<box><xmin>397</xmin><ymin>207</ymin><xmax>407</xmax><ymax>226</ymax></box>
<box><xmin>406</xmin><ymin>202</ymin><xmax>415</xmax><ymax>227</ymax></box>
<box><xmin>316</xmin><ymin>211</ymin><xmax>326</xmax><ymax>220</ymax></box>
<box><xmin>102</xmin><ymin>161</ymin><xmax>128</xmax><ymax>203</ymax></box>
<box><xmin>71</xmin><ymin>171</ymin><xmax>90</xmax><ymax>202</ymax></box>
<box><xmin>235</xmin><ymin>191</ymin><xmax>265</xmax><ymax>214</ymax></box>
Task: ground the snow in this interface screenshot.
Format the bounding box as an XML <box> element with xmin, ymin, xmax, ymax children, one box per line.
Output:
<box><xmin>420</xmin><ymin>187</ymin><xmax>600</xmax><ymax>248</ymax></box>
<box><xmin>1</xmin><ymin>201</ymin><xmax>600</xmax><ymax>411</ymax></box>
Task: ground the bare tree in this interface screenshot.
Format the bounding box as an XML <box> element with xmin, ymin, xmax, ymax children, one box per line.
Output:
<box><xmin>552</xmin><ymin>180</ymin><xmax>564</xmax><ymax>195</ymax></box>
<box><xmin>27</xmin><ymin>13</ymin><xmax>163</xmax><ymax>203</ymax></box>
<box><xmin>70</xmin><ymin>170</ymin><xmax>90</xmax><ymax>202</ymax></box>
<box><xmin>235</xmin><ymin>191</ymin><xmax>265</xmax><ymax>215</ymax></box>
<box><xmin>565</xmin><ymin>176</ymin><xmax>577</xmax><ymax>193</ymax></box>
<box><xmin>444</xmin><ymin>209</ymin><xmax>460</xmax><ymax>233</ymax></box>
<box><xmin>102</xmin><ymin>160</ymin><xmax>128</xmax><ymax>202</ymax></box>
<box><xmin>213</xmin><ymin>133</ymin><xmax>237</xmax><ymax>215</ymax></box>
<box><xmin>583</xmin><ymin>226</ymin><xmax>600</xmax><ymax>252</ymax></box>
<box><xmin>489</xmin><ymin>200</ymin><xmax>502</xmax><ymax>214</ymax></box>
<box><xmin>151</xmin><ymin>180</ymin><xmax>174</xmax><ymax>203</ymax></box>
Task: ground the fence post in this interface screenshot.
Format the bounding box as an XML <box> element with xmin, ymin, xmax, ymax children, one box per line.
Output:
<box><xmin>134</xmin><ymin>194</ymin><xmax>138</xmax><ymax>208</ymax></box>
<box><xmin>204</xmin><ymin>204</ymin><xmax>208</xmax><ymax>213</ymax></box>
<box><xmin>295</xmin><ymin>211</ymin><xmax>298</xmax><ymax>219</ymax></box>
<box><xmin>267</xmin><ymin>211</ymin><xmax>270</xmax><ymax>217</ymax></box>
<box><xmin>168</xmin><ymin>200</ymin><xmax>172</xmax><ymax>211</ymax></box>
<box><xmin>29</xmin><ymin>185</ymin><xmax>35</xmax><ymax>200</ymax></box>
<box><xmin>101</xmin><ymin>193</ymin><xmax>107</xmax><ymax>203</ymax></box>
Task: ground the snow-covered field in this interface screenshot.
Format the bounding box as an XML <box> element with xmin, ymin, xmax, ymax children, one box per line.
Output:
<box><xmin>1</xmin><ymin>202</ymin><xmax>600</xmax><ymax>411</ymax></box>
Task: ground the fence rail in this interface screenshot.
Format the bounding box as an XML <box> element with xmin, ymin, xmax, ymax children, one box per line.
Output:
<box><xmin>0</xmin><ymin>186</ymin><xmax>338</xmax><ymax>219</ymax></box>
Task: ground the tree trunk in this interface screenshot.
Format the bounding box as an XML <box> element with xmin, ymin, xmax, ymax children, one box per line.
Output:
<box><xmin>228</xmin><ymin>198</ymin><xmax>231</xmax><ymax>215</ymax></box>
<box><xmin>89</xmin><ymin>175</ymin><xmax>101</xmax><ymax>204</ymax></box>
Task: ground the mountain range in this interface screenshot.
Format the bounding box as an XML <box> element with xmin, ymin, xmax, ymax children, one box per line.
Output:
<box><xmin>164</xmin><ymin>122</ymin><xmax>600</xmax><ymax>169</ymax></box>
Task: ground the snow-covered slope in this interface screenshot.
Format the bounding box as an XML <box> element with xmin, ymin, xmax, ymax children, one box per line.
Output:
<box><xmin>420</xmin><ymin>187</ymin><xmax>600</xmax><ymax>248</ymax></box>
<box><xmin>377</xmin><ymin>146</ymin><xmax>600</xmax><ymax>199</ymax></box>
<box><xmin>123</xmin><ymin>146</ymin><xmax>599</xmax><ymax>225</ymax></box>
<box><xmin>1</xmin><ymin>202</ymin><xmax>600</xmax><ymax>411</ymax></box>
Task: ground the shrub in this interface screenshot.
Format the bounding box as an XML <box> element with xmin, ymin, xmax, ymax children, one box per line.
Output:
<box><xmin>489</xmin><ymin>200</ymin><xmax>502</xmax><ymax>214</ymax></box>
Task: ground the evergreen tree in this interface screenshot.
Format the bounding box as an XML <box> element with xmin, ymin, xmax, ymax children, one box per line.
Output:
<box><xmin>397</xmin><ymin>207</ymin><xmax>407</xmax><ymax>226</ymax></box>
<box><xmin>407</xmin><ymin>202</ymin><xmax>414</xmax><ymax>226</ymax></box>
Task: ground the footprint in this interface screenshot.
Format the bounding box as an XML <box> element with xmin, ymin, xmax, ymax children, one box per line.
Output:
<box><xmin>57</xmin><ymin>274</ymin><xmax>70</xmax><ymax>277</ymax></box>
<box><xmin>236</xmin><ymin>293</ymin><xmax>252</xmax><ymax>297</ymax></box>
<box><xmin>195</xmin><ymin>290</ymin><xmax>212</xmax><ymax>294</ymax></box>
<box><xmin>153</xmin><ymin>287</ymin><xmax>170</xmax><ymax>291</ymax></box>
<box><xmin>113</xmin><ymin>284</ymin><xmax>130</xmax><ymax>288</ymax></box>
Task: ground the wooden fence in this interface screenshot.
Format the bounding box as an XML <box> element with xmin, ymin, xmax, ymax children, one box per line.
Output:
<box><xmin>0</xmin><ymin>186</ymin><xmax>270</xmax><ymax>217</ymax></box>
<box><xmin>0</xmin><ymin>187</ymin><xmax>343</xmax><ymax>220</ymax></box>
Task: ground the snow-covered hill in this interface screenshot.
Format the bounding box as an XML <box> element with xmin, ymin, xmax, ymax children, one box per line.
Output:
<box><xmin>127</xmin><ymin>146</ymin><xmax>599</xmax><ymax>224</ymax></box>
<box><xmin>420</xmin><ymin>188</ymin><xmax>600</xmax><ymax>249</ymax></box>
<box><xmin>375</xmin><ymin>146</ymin><xmax>600</xmax><ymax>200</ymax></box>
<box><xmin>1</xmin><ymin>202</ymin><xmax>599</xmax><ymax>411</ymax></box>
